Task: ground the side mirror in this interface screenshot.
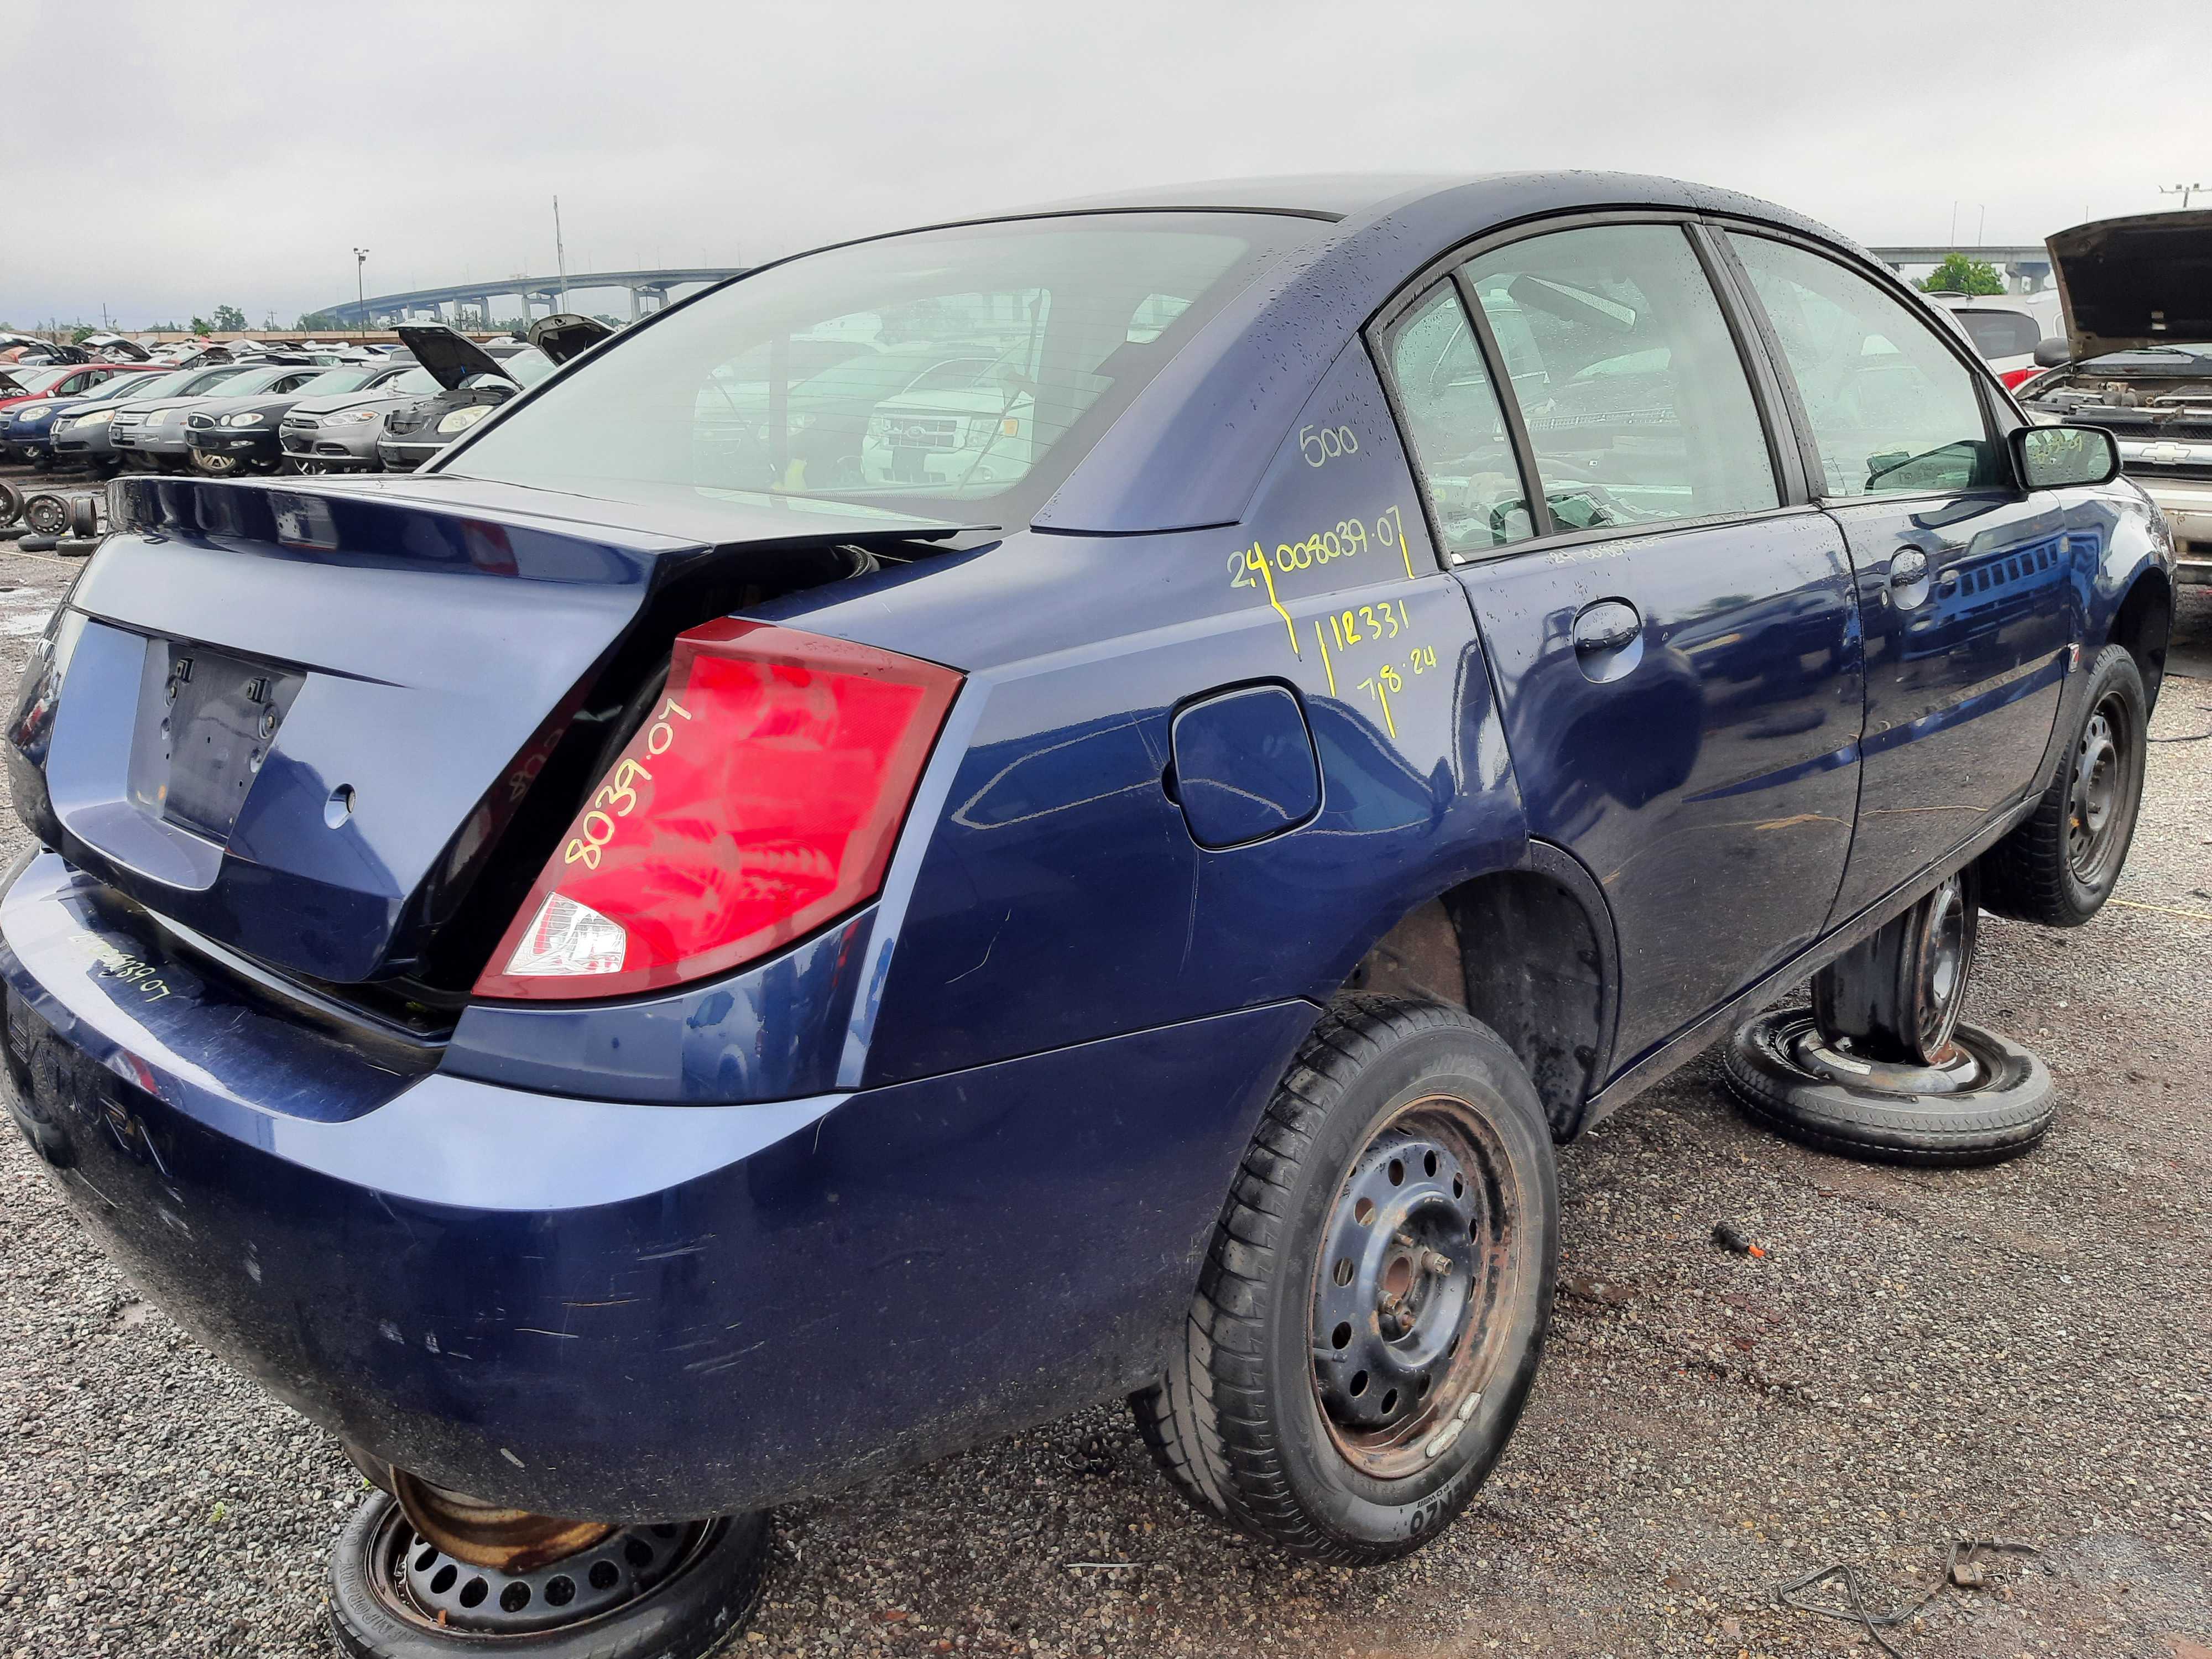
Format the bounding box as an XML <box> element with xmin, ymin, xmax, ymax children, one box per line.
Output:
<box><xmin>2012</xmin><ymin>423</ymin><xmax>2120</xmax><ymax>489</ymax></box>
<box><xmin>2032</xmin><ymin>337</ymin><xmax>2072</xmax><ymax>368</ymax></box>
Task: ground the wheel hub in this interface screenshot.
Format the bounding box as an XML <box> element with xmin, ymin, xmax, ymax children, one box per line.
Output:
<box><xmin>2070</xmin><ymin>708</ymin><xmax>2119</xmax><ymax>871</ymax></box>
<box><xmin>1313</xmin><ymin>1118</ymin><xmax>1494</xmax><ymax>1465</ymax></box>
<box><xmin>1790</xmin><ymin>1024</ymin><xmax>1986</xmax><ymax>1094</ymax></box>
<box><xmin>390</xmin><ymin>1467</ymin><xmax>615</xmax><ymax>1573</ymax></box>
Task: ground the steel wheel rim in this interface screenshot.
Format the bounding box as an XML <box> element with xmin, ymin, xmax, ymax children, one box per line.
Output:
<box><xmin>1912</xmin><ymin>874</ymin><xmax>1970</xmax><ymax>1060</ymax></box>
<box><xmin>365</xmin><ymin>1499</ymin><xmax>723</xmax><ymax>1639</ymax></box>
<box><xmin>2068</xmin><ymin>693</ymin><xmax>2128</xmax><ymax>885</ymax></box>
<box><xmin>1308</xmin><ymin>1095</ymin><xmax>1522</xmax><ymax>1480</ymax></box>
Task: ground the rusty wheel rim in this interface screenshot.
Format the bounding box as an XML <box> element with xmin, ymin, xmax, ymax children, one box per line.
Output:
<box><xmin>367</xmin><ymin>1498</ymin><xmax>722</xmax><ymax>1639</ymax></box>
<box><xmin>1308</xmin><ymin>1094</ymin><xmax>1523</xmax><ymax>1480</ymax></box>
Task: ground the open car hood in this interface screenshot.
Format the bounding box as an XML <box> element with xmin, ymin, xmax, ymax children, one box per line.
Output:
<box><xmin>2048</xmin><ymin>210</ymin><xmax>2212</xmax><ymax>359</ymax></box>
<box><xmin>396</xmin><ymin>325</ymin><xmax>515</xmax><ymax>392</ymax></box>
<box><xmin>526</xmin><ymin>312</ymin><xmax>614</xmax><ymax>365</ymax></box>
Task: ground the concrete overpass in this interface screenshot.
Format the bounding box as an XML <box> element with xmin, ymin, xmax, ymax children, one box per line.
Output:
<box><xmin>319</xmin><ymin>267</ymin><xmax>749</xmax><ymax>327</ymax></box>
<box><xmin>1866</xmin><ymin>246</ymin><xmax>2052</xmax><ymax>294</ymax></box>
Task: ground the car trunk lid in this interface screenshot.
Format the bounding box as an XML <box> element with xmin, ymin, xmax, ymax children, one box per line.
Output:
<box><xmin>11</xmin><ymin>475</ymin><xmax>965</xmax><ymax>994</ymax></box>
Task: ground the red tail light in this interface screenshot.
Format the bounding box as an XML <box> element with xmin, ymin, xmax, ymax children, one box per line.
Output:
<box><xmin>474</xmin><ymin>621</ymin><xmax>961</xmax><ymax>1000</ymax></box>
<box><xmin>1999</xmin><ymin>367</ymin><xmax>2041</xmax><ymax>390</ymax></box>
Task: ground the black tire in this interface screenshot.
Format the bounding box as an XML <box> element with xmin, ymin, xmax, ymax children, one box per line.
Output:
<box><xmin>1723</xmin><ymin>1008</ymin><xmax>2052</xmax><ymax>1166</ymax></box>
<box><xmin>0</xmin><ymin>481</ymin><xmax>21</xmax><ymax>528</ymax></box>
<box><xmin>328</xmin><ymin>1493</ymin><xmax>769</xmax><ymax>1659</ymax></box>
<box><xmin>1980</xmin><ymin>644</ymin><xmax>2146</xmax><ymax>927</ymax></box>
<box><xmin>1131</xmin><ymin>995</ymin><xmax>1558</xmax><ymax>1564</ymax></box>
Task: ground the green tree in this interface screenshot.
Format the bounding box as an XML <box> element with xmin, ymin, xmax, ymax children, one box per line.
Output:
<box><xmin>211</xmin><ymin>304</ymin><xmax>248</xmax><ymax>331</ymax></box>
<box><xmin>295</xmin><ymin>311</ymin><xmax>343</xmax><ymax>331</ymax></box>
<box><xmin>1918</xmin><ymin>253</ymin><xmax>2006</xmax><ymax>297</ymax></box>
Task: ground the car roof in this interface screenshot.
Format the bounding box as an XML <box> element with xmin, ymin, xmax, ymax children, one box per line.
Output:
<box><xmin>1026</xmin><ymin>174</ymin><xmax>1464</xmax><ymax>221</ymax></box>
<box><xmin>1018</xmin><ymin>171</ymin><xmax>1858</xmax><ymax>535</ymax></box>
<box><xmin>1013</xmin><ymin>171</ymin><xmax>1846</xmax><ymax>242</ymax></box>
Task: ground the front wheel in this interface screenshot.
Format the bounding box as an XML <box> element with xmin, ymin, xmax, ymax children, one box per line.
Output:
<box><xmin>1980</xmin><ymin>644</ymin><xmax>2147</xmax><ymax>927</ymax></box>
<box><xmin>1132</xmin><ymin>996</ymin><xmax>1558</xmax><ymax>1563</ymax></box>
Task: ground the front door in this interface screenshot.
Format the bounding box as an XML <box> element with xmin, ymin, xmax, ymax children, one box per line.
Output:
<box><xmin>1379</xmin><ymin>221</ymin><xmax>1865</xmax><ymax>1065</ymax></box>
<box><xmin>1721</xmin><ymin>232</ymin><xmax>2072</xmax><ymax>920</ymax></box>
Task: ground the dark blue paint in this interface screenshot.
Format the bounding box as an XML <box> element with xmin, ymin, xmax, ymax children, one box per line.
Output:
<box><xmin>1170</xmin><ymin>685</ymin><xmax>1322</xmax><ymax>849</ymax></box>
<box><xmin>1461</xmin><ymin>510</ymin><xmax>1864</xmax><ymax>1062</ymax></box>
<box><xmin>0</xmin><ymin>176</ymin><xmax>2177</xmax><ymax>1521</ymax></box>
<box><xmin>1825</xmin><ymin>489</ymin><xmax>2075</xmax><ymax>919</ymax></box>
<box><xmin>442</xmin><ymin>909</ymin><xmax>875</xmax><ymax>1103</ymax></box>
<box><xmin>0</xmin><ymin>854</ymin><xmax>1312</xmax><ymax>1516</ymax></box>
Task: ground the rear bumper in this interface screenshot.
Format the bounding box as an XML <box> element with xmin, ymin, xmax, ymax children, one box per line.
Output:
<box><xmin>0</xmin><ymin>850</ymin><xmax>1308</xmax><ymax>1519</ymax></box>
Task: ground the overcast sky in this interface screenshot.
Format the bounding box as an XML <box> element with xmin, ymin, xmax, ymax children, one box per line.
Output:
<box><xmin>4</xmin><ymin>0</ymin><xmax>2204</xmax><ymax>329</ymax></box>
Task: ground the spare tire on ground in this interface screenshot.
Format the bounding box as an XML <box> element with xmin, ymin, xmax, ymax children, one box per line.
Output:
<box><xmin>1721</xmin><ymin>1008</ymin><xmax>2053</xmax><ymax>1167</ymax></box>
<box><xmin>21</xmin><ymin>492</ymin><xmax>70</xmax><ymax>538</ymax></box>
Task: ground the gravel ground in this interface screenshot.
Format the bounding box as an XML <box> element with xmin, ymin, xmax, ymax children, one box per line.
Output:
<box><xmin>1</xmin><ymin>529</ymin><xmax>2209</xmax><ymax>1659</ymax></box>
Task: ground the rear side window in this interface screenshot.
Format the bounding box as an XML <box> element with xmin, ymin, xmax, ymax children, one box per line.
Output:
<box><xmin>1381</xmin><ymin>283</ymin><xmax>1533</xmax><ymax>553</ymax></box>
<box><xmin>1728</xmin><ymin>234</ymin><xmax>2000</xmax><ymax>498</ymax></box>
<box><xmin>1952</xmin><ymin>308</ymin><xmax>2042</xmax><ymax>360</ymax></box>
<box><xmin>1461</xmin><ymin>223</ymin><xmax>1780</xmax><ymax>530</ymax></box>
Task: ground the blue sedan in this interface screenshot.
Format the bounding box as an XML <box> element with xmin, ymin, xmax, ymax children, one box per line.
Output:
<box><xmin>0</xmin><ymin>173</ymin><xmax>2168</xmax><ymax>1657</ymax></box>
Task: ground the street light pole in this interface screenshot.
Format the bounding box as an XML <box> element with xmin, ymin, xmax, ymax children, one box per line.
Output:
<box><xmin>2161</xmin><ymin>182</ymin><xmax>2204</xmax><ymax>210</ymax></box>
<box><xmin>353</xmin><ymin>248</ymin><xmax>370</xmax><ymax>341</ymax></box>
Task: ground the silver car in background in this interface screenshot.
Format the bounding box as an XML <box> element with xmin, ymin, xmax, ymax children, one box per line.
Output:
<box><xmin>279</xmin><ymin>361</ymin><xmax>438</xmax><ymax>472</ymax></box>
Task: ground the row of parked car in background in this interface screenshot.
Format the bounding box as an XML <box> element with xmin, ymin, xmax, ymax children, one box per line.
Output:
<box><xmin>4</xmin><ymin>215</ymin><xmax>2205</xmax><ymax>591</ymax></box>
<box><xmin>0</xmin><ymin>317</ymin><xmax>611</xmax><ymax>479</ymax></box>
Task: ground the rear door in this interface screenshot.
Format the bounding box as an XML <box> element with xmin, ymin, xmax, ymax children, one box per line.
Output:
<box><xmin>1720</xmin><ymin>233</ymin><xmax>2072</xmax><ymax>921</ymax></box>
<box><xmin>1380</xmin><ymin>218</ymin><xmax>1865</xmax><ymax>1064</ymax></box>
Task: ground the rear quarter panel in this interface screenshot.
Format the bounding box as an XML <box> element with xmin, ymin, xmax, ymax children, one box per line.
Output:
<box><xmin>760</xmin><ymin>345</ymin><xmax>1530</xmax><ymax>1087</ymax></box>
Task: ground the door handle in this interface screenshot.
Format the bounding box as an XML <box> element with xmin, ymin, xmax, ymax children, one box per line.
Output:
<box><xmin>1890</xmin><ymin>549</ymin><xmax>1930</xmax><ymax>587</ymax></box>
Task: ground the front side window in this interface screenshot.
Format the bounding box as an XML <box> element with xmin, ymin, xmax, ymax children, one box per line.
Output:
<box><xmin>444</xmin><ymin>213</ymin><xmax>1313</xmax><ymax>522</ymax></box>
<box><xmin>1461</xmin><ymin>223</ymin><xmax>1780</xmax><ymax>530</ymax></box>
<box><xmin>1382</xmin><ymin>283</ymin><xmax>1532</xmax><ymax>553</ymax></box>
<box><xmin>1729</xmin><ymin>234</ymin><xmax>1999</xmax><ymax>498</ymax></box>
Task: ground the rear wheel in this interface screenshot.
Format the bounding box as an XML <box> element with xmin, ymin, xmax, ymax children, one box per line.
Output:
<box><xmin>1980</xmin><ymin>644</ymin><xmax>2146</xmax><ymax>926</ymax></box>
<box><xmin>1811</xmin><ymin>867</ymin><xmax>1978</xmax><ymax>1065</ymax></box>
<box><xmin>1131</xmin><ymin>997</ymin><xmax>1558</xmax><ymax>1563</ymax></box>
<box><xmin>328</xmin><ymin>1492</ymin><xmax>769</xmax><ymax>1659</ymax></box>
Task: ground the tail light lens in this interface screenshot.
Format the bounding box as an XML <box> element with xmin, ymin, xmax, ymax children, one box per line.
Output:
<box><xmin>474</xmin><ymin>621</ymin><xmax>961</xmax><ymax>1001</ymax></box>
<box><xmin>1999</xmin><ymin>367</ymin><xmax>2042</xmax><ymax>390</ymax></box>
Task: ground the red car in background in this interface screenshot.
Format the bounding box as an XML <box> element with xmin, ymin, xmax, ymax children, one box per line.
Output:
<box><xmin>0</xmin><ymin>362</ymin><xmax>163</xmax><ymax>417</ymax></box>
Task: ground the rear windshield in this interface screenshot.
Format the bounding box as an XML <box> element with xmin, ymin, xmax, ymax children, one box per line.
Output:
<box><xmin>441</xmin><ymin>212</ymin><xmax>1313</xmax><ymax>520</ymax></box>
<box><xmin>1951</xmin><ymin>309</ymin><xmax>2042</xmax><ymax>359</ymax></box>
<box><xmin>9</xmin><ymin>368</ymin><xmax>72</xmax><ymax>393</ymax></box>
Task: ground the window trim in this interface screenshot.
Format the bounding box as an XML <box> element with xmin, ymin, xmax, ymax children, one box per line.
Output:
<box><xmin>1704</xmin><ymin>223</ymin><xmax>2031</xmax><ymax>504</ymax></box>
<box><xmin>1365</xmin><ymin>209</ymin><xmax>1808</xmax><ymax>566</ymax></box>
